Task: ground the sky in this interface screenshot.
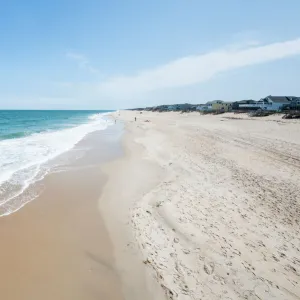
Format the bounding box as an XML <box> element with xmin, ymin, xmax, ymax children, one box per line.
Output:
<box><xmin>1</xmin><ymin>0</ymin><xmax>300</xmax><ymax>109</ymax></box>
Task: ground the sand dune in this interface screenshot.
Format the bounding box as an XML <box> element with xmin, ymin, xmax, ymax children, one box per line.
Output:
<box><xmin>107</xmin><ymin>111</ymin><xmax>300</xmax><ymax>300</ymax></box>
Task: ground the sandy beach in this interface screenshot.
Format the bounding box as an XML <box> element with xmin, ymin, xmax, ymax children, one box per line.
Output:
<box><xmin>103</xmin><ymin>110</ymin><xmax>300</xmax><ymax>300</ymax></box>
<box><xmin>0</xmin><ymin>125</ymin><xmax>125</xmax><ymax>300</ymax></box>
<box><xmin>1</xmin><ymin>111</ymin><xmax>299</xmax><ymax>300</ymax></box>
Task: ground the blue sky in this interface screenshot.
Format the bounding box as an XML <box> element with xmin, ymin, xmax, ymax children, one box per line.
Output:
<box><xmin>1</xmin><ymin>0</ymin><xmax>300</xmax><ymax>109</ymax></box>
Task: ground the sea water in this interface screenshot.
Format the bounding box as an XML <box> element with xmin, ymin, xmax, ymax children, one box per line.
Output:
<box><xmin>0</xmin><ymin>110</ymin><xmax>113</xmax><ymax>216</ymax></box>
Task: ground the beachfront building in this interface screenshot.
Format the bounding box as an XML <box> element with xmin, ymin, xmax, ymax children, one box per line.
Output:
<box><xmin>177</xmin><ymin>103</ymin><xmax>194</xmax><ymax>111</ymax></box>
<box><xmin>238</xmin><ymin>96</ymin><xmax>297</xmax><ymax>111</ymax></box>
<box><xmin>196</xmin><ymin>104</ymin><xmax>211</xmax><ymax>111</ymax></box>
<box><xmin>234</xmin><ymin>95</ymin><xmax>300</xmax><ymax>111</ymax></box>
<box><xmin>199</xmin><ymin>100</ymin><xmax>232</xmax><ymax>112</ymax></box>
<box><xmin>289</xmin><ymin>97</ymin><xmax>300</xmax><ymax>109</ymax></box>
<box><xmin>232</xmin><ymin>100</ymin><xmax>256</xmax><ymax>110</ymax></box>
<box><xmin>219</xmin><ymin>101</ymin><xmax>232</xmax><ymax>111</ymax></box>
<box><xmin>258</xmin><ymin>96</ymin><xmax>292</xmax><ymax>111</ymax></box>
<box><xmin>167</xmin><ymin>103</ymin><xmax>194</xmax><ymax>111</ymax></box>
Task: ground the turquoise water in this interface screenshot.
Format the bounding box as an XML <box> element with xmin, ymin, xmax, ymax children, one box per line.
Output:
<box><xmin>0</xmin><ymin>110</ymin><xmax>111</xmax><ymax>140</ymax></box>
<box><xmin>0</xmin><ymin>110</ymin><xmax>113</xmax><ymax>216</ymax></box>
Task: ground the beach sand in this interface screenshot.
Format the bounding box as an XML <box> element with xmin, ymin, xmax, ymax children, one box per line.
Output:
<box><xmin>104</xmin><ymin>111</ymin><xmax>300</xmax><ymax>300</ymax></box>
<box><xmin>1</xmin><ymin>111</ymin><xmax>300</xmax><ymax>300</ymax></box>
<box><xmin>0</xmin><ymin>125</ymin><xmax>125</xmax><ymax>300</ymax></box>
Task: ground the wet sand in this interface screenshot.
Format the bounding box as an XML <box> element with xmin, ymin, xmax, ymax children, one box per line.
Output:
<box><xmin>0</xmin><ymin>125</ymin><xmax>124</xmax><ymax>300</ymax></box>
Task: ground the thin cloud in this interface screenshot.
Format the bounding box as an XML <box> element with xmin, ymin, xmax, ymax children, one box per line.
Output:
<box><xmin>66</xmin><ymin>52</ymin><xmax>99</xmax><ymax>74</ymax></box>
<box><xmin>98</xmin><ymin>38</ymin><xmax>300</xmax><ymax>98</ymax></box>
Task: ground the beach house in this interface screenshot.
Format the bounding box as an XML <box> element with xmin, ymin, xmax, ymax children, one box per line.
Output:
<box><xmin>202</xmin><ymin>100</ymin><xmax>232</xmax><ymax>111</ymax></box>
<box><xmin>237</xmin><ymin>96</ymin><xmax>299</xmax><ymax>111</ymax></box>
<box><xmin>196</xmin><ymin>104</ymin><xmax>210</xmax><ymax>111</ymax></box>
<box><xmin>289</xmin><ymin>97</ymin><xmax>300</xmax><ymax>109</ymax></box>
<box><xmin>258</xmin><ymin>96</ymin><xmax>292</xmax><ymax>111</ymax></box>
<box><xmin>232</xmin><ymin>100</ymin><xmax>256</xmax><ymax>110</ymax></box>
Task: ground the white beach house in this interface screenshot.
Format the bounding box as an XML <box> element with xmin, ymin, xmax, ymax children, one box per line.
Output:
<box><xmin>239</xmin><ymin>96</ymin><xmax>295</xmax><ymax>111</ymax></box>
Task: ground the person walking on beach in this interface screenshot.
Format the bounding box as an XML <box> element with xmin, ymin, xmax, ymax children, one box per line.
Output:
<box><xmin>135</xmin><ymin>117</ymin><xmax>136</xmax><ymax>121</ymax></box>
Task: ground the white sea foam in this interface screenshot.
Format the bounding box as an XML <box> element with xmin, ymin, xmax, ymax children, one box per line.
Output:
<box><xmin>0</xmin><ymin>113</ymin><xmax>113</xmax><ymax>216</ymax></box>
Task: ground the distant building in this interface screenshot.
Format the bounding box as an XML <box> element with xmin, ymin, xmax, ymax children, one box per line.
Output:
<box><xmin>167</xmin><ymin>103</ymin><xmax>194</xmax><ymax>111</ymax></box>
<box><xmin>232</xmin><ymin>100</ymin><xmax>256</xmax><ymax>110</ymax></box>
<box><xmin>237</xmin><ymin>96</ymin><xmax>300</xmax><ymax>111</ymax></box>
<box><xmin>196</xmin><ymin>104</ymin><xmax>211</xmax><ymax>111</ymax></box>
<box><xmin>197</xmin><ymin>100</ymin><xmax>232</xmax><ymax>112</ymax></box>
<box><xmin>289</xmin><ymin>97</ymin><xmax>300</xmax><ymax>108</ymax></box>
<box><xmin>259</xmin><ymin>96</ymin><xmax>292</xmax><ymax>110</ymax></box>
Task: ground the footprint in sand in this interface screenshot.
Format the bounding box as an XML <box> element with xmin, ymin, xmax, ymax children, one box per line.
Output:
<box><xmin>242</xmin><ymin>290</ymin><xmax>257</xmax><ymax>300</ymax></box>
<box><xmin>203</xmin><ymin>260</ymin><xmax>215</xmax><ymax>275</ymax></box>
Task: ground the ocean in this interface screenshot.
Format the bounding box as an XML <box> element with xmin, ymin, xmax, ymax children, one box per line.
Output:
<box><xmin>0</xmin><ymin>110</ymin><xmax>114</xmax><ymax>216</ymax></box>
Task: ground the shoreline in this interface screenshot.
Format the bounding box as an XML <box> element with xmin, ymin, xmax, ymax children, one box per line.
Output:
<box><xmin>0</xmin><ymin>124</ymin><xmax>125</xmax><ymax>300</ymax></box>
<box><xmin>0</xmin><ymin>111</ymin><xmax>114</xmax><ymax>218</ymax></box>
